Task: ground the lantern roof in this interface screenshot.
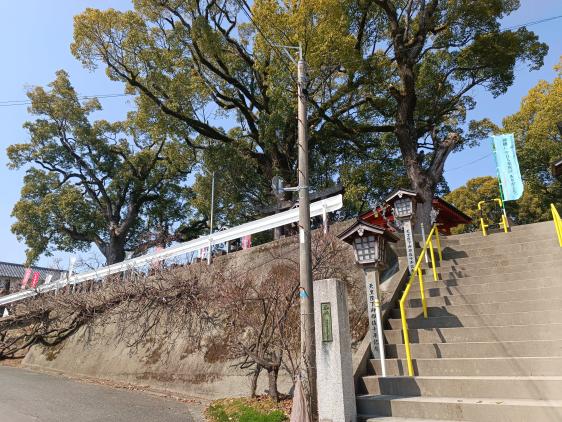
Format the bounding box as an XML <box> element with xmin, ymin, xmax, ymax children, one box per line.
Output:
<box><xmin>384</xmin><ymin>188</ymin><xmax>424</xmax><ymax>205</ymax></box>
<box><xmin>337</xmin><ymin>219</ymin><xmax>399</xmax><ymax>245</ymax></box>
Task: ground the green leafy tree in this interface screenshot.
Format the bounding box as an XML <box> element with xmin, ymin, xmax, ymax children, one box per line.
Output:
<box><xmin>444</xmin><ymin>176</ymin><xmax>500</xmax><ymax>233</ymax></box>
<box><xmin>502</xmin><ymin>57</ymin><xmax>562</xmax><ymax>222</ymax></box>
<box><xmin>8</xmin><ymin>71</ymin><xmax>195</xmax><ymax>265</ymax></box>
<box><xmin>454</xmin><ymin>58</ymin><xmax>562</xmax><ymax>229</ymax></box>
<box><xmin>352</xmin><ymin>0</ymin><xmax>548</xmax><ymax>226</ymax></box>
<box><xmin>70</xmin><ymin>1</ymin><xmax>547</xmax><ymax>226</ymax></box>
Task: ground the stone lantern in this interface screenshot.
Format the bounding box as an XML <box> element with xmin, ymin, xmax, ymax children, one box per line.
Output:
<box><xmin>338</xmin><ymin>220</ymin><xmax>398</xmax><ymax>377</ymax></box>
<box><xmin>385</xmin><ymin>189</ymin><xmax>423</xmax><ymax>272</ymax></box>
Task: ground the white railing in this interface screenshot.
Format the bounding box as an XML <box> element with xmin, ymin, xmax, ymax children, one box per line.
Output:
<box><xmin>0</xmin><ymin>194</ymin><xmax>343</xmax><ymax>307</ymax></box>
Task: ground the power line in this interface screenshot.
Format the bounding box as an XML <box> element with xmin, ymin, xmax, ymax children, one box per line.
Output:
<box><xmin>502</xmin><ymin>14</ymin><xmax>562</xmax><ymax>31</ymax></box>
<box><xmin>310</xmin><ymin>13</ymin><xmax>562</xmax><ymax>70</ymax></box>
<box><xmin>0</xmin><ymin>93</ymin><xmax>132</xmax><ymax>107</ymax></box>
<box><xmin>234</xmin><ymin>0</ymin><xmax>295</xmax><ymax>65</ymax></box>
<box><xmin>445</xmin><ymin>153</ymin><xmax>493</xmax><ymax>173</ymax></box>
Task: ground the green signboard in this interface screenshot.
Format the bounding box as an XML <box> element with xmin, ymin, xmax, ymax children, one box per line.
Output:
<box><xmin>321</xmin><ymin>302</ymin><xmax>333</xmax><ymax>342</ymax></box>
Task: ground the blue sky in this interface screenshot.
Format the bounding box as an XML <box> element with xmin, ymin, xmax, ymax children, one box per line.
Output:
<box><xmin>0</xmin><ymin>1</ymin><xmax>560</xmax><ymax>267</ymax></box>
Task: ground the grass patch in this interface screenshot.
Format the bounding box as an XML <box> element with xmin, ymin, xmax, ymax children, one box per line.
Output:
<box><xmin>206</xmin><ymin>397</ymin><xmax>289</xmax><ymax>422</ymax></box>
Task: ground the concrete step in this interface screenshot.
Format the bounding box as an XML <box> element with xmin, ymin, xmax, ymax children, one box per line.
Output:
<box><xmin>369</xmin><ymin>357</ymin><xmax>562</xmax><ymax>377</ymax></box>
<box><xmin>361</xmin><ymin>375</ymin><xmax>562</xmax><ymax>400</ymax></box>
<box><xmin>387</xmin><ymin>309</ymin><xmax>562</xmax><ymax>330</ymax></box>
<box><xmin>385</xmin><ymin>340</ymin><xmax>562</xmax><ymax>359</ymax></box>
<box><xmin>356</xmin><ymin>395</ymin><xmax>562</xmax><ymax>421</ymax></box>
<box><xmin>409</xmin><ymin>276</ymin><xmax>559</xmax><ymax>294</ymax></box>
<box><xmin>432</xmin><ymin>269</ymin><xmax>558</xmax><ymax>285</ymax></box>
<box><xmin>383</xmin><ymin>323</ymin><xmax>562</xmax><ymax>344</ymax></box>
<box><xmin>407</xmin><ymin>282</ymin><xmax>561</xmax><ymax>301</ymax></box>
<box><xmin>391</xmin><ymin>298</ymin><xmax>562</xmax><ymax>318</ymax></box>
<box><xmin>422</xmin><ymin>252</ymin><xmax>561</xmax><ymax>267</ymax></box>
<box><xmin>406</xmin><ymin>286</ymin><xmax>562</xmax><ymax>308</ymax></box>
<box><xmin>439</xmin><ymin>236</ymin><xmax>558</xmax><ymax>251</ymax></box>
<box><xmin>433</xmin><ymin>266</ymin><xmax>560</xmax><ymax>283</ymax></box>
<box><xmin>510</xmin><ymin>221</ymin><xmax>557</xmax><ymax>233</ymax></box>
<box><xmin>422</xmin><ymin>255</ymin><xmax>562</xmax><ymax>274</ymax></box>
<box><xmin>440</xmin><ymin>228</ymin><xmax>558</xmax><ymax>246</ymax></box>
<box><xmin>442</xmin><ymin>242</ymin><xmax>561</xmax><ymax>259</ymax></box>
<box><xmin>443</xmin><ymin>222</ymin><xmax>555</xmax><ymax>240</ymax></box>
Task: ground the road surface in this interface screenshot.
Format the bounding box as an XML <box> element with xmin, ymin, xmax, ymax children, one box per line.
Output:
<box><xmin>0</xmin><ymin>366</ymin><xmax>204</xmax><ymax>421</ymax></box>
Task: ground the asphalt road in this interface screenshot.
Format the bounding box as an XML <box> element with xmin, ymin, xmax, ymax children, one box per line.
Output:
<box><xmin>0</xmin><ymin>366</ymin><xmax>204</xmax><ymax>422</ymax></box>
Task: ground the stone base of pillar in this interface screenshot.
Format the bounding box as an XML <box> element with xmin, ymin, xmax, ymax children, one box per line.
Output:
<box><xmin>314</xmin><ymin>278</ymin><xmax>357</xmax><ymax>422</ymax></box>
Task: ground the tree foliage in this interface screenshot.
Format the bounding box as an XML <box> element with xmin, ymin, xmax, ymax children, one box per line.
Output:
<box><xmin>444</xmin><ymin>176</ymin><xmax>500</xmax><ymax>233</ymax></box>
<box><xmin>69</xmin><ymin>0</ymin><xmax>547</xmax><ymax>227</ymax></box>
<box><xmin>448</xmin><ymin>57</ymin><xmax>562</xmax><ymax>232</ymax></box>
<box><xmin>8</xmin><ymin>71</ymin><xmax>195</xmax><ymax>265</ymax></box>
<box><xmin>502</xmin><ymin>57</ymin><xmax>562</xmax><ymax>222</ymax></box>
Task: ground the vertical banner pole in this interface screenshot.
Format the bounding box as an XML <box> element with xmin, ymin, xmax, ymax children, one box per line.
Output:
<box><xmin>491</xmin><ymin>138</ymin><xmax>509</xmax><ymax>225</ymax></box>
<box><xmin>208</xmin><ymin>172</ymin><xmax>215</xmax><ymax>265</ymax></box>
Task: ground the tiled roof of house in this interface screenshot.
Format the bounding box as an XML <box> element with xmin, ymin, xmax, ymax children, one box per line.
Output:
<box><xmin>0</xmin><ymin>261</ymin><xmax>64</xmax><ymax>282</ymax></box>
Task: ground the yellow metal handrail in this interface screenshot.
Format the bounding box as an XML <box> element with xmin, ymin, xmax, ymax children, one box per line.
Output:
<box><xmin>399</xmin><ymin>224</ymin><xmax>442</xmax><ymax>376</ymax></box>
<box><xmin>551</xmin><ymin>204</ymin><xmax>562</xmax><ymax>247</ymax></box>
<box><xmin>477</xmin><ymin>198</ymin><xmax>509</xmax><ymax>236</ymax></box>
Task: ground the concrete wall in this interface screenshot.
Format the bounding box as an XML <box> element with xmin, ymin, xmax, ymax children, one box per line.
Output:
<box><xmin>22</xmin><ymin>223</ymin><xmax>406</xmax><ymax>399</ymax></box>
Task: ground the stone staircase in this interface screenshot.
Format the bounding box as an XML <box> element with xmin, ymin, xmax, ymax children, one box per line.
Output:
<box><xmin>357</xmin><ymin>221</ymin><xmax>562</xmax><ymax>421</ymax></box>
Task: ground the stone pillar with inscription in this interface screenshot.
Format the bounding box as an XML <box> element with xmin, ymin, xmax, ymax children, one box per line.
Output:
<box><xmin>314</xmin><ymin>278</ymin><xmax>357</xmax><ymax>422</ymax></box>
<box><xmin>403</xmin><ymin>219</ymin><xmax>416</xmax><ymax>272</ymax></box>
<box><xmin>364</xmin><ymin>266</ymin><xmax>386</xmax><ymax>378</ymax></box>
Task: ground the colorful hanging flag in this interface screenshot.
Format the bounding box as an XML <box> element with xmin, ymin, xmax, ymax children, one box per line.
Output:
<box><xmin>492</xmin><ymin>134</ymin><xmax>524</xmax><ymax>201</ymax></box>
<box><xmin>20</xmin><ymin>268</ymin><xmax>32</xmax><ymax>289</ymax></box>
<box><xmin>68</xmin><ymin>256</ymin><xmax>77</xmax><ymax>279</ymax></box>
<box><xmin>30</xmin><ymin>272</ymin><xmax>40</xmax><ymax>288</ymax></box>
<box><xmin>241</xmin><ymin>235</ymin><xmax>252</xmax><ymax>250</ymax></box>
<box><xmin>151</xmin><ymin>246</ymin><xmax>164</xmax><ymax>269</ymax></box>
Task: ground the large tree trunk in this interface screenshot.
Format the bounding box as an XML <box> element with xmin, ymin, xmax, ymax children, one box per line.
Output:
<box><xmin>250</xmin><ymin>365</ymin><xmax>261</xmax><ymax>398</ymax></box>
<box><xmin>105</xmin><ymin>236</ymin><xmax>126</xmax><ymax>265</ymax></box>
<box><xmin>414</xmin><ymin>182</ymin><xmax>435</xmax><ymax>231</ymax></box>
<box><xmin>267</xmin><ymin>365</ymin><xmax>280</xmax><ymax>402</ymax></box>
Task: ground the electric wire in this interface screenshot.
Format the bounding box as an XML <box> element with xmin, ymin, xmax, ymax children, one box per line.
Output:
<box><xmin>234</xmin><ymin>0</ymin><xmax>296</xmax><ymax>67</ymax></box>
<box><xmin>444</xmin><ymin>153</ymin><xmax>493</xmax><ymax>173</ymax></box>
<box><xmin>0</xmin><ymin>13</ymin><xmax>559</xmax><ymax>107</ymax></box>
<box><xmin>0</xmin><ymin>93</ymin><xmax>132</xmax><ymax>107</ymax></box>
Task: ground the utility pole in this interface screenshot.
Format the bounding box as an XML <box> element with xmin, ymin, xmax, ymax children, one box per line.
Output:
<box><xmin>297</xmin><ymin>47</ymin><xmax>317</xmax><ymax>419</ymax></box>
<box><xmin>208</xmin><ymin>172</ymin><xmax>215</xmax><ymax>265</ymax></box>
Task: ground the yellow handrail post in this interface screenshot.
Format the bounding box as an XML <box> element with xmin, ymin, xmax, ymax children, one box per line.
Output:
<box><xmin>399</xmin><ymin>294</ymin><xmax>415</xmax><ymax>377</ymax></box>
<box><xmin>428</xmin><ymin>239</ymin><xmax>438</xmax><ymax>281</ymax></box>
<box><xmin>435</xmin><ymin>226</ymin><xmax>443</xmax><ymax>263</ymax></box>
<box><xmin>417</xmin><ymin>266</ymin><xmax>428</xmax><ymax>318</ymax></box>
<box><xmin>495</xmin><ymin>198</ymin><xmax>509</xmax><ymax>233</ymax></box>
<box><xmin>552</xmin><ymin>204</ymin><xmax>562</xmax><ymax>247</ymax></box>
<box><xmin>477</xmin><ymin>201</ymin><xmax>488</xmax><ymax>236</ymax></box>
<box><xmin>398</xmin><ymin>225</ymin><xmax>441</xmax><ymax>377</ymax></box>
<box><xmin>480</xmin><ymin>217</ymin><xmax>487</xmax><ymax>236</ymax></box>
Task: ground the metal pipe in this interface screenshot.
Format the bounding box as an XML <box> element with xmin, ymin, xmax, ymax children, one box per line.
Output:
<box><xmin>417</xmin><ymin>266</ymin><xmax>428</xmax><ymax>319</ymax></box>
<box><xmin>435</xmin><ymin>226</ymin><xmax>443</xmax><ymax>262</ymax></box>
<box><xmin>552</xmin><ymin>204</ymin><xmax>562</xmax><ymax>247</ymax></box>
<box><xmin>429</xmin><ymin>240</ymin><xmax>438</xmax><ymax>282</ymax></box>
<box><xmin>208</xmin><ymin>172</ymin><xmax>215</xmax><ymax>265</ymax></box>
<box><xmin>0</xmin><ymin>195</ymin><xmax>344</xmax><ymax>307</ymax></box>
<box><xmin>420</xmin><ymin>223</ymin><xmax>428</xmax><ymax>264</ymax></box>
